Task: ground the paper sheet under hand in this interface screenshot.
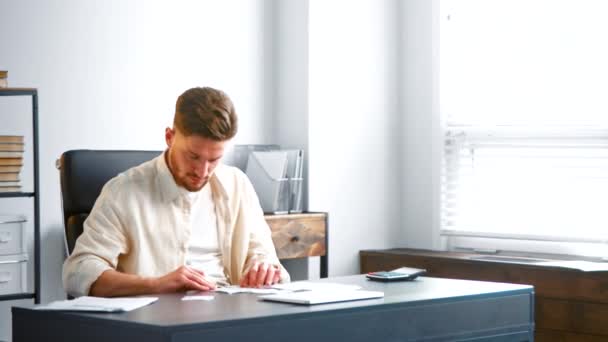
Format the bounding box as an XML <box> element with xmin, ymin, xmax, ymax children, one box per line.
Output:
<box><xmin>182</xmin><ymin>295</ymin><xmax>215</xmax><ymax>301</ymax></box>
<box><xmin>34</xmin><ymin>296</ymin><xmax>158</xmax><ymax>312</ymax></box>
<box><xmin>215</xmin><ymin>286</ymin><xmax>282</xmax><ymax>295</ymax></box>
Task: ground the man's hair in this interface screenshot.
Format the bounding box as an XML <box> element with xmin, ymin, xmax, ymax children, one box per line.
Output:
<box><xmin>173</xmin><ymin>87</ymin><xmax>238</xmax><ymax>141</ymax></box>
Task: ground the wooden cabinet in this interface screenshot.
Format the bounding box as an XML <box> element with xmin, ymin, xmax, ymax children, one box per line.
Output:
<box><xmin>265</xmin><ymin>212</ymin><xmax>328</xmax><ymax>277</ymax></box>
<box><xmin>360</xmin><ymin>248</ymin><xmax>608</xmax><ymax>342</ymax></box>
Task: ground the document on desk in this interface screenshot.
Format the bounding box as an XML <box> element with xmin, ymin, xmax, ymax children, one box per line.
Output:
<box><xmin>215</xmin><ymin>286</ymin><xmax>282</xmax><ymax>295</ymax></box>
<box><xmin>182</xmin><ymin>295</ymin><xmax>215</xmax><ymax>301</ymax></box>
<box><xmin>271</xmin><ymin>281</ymin><xmax>362</xmax><ymax>292</ymax></box>
<box><xmin>259</xmin><ymin>290</ymin><xmax>384</xmax><ymax>305</ymax></box>
<box><xmin>34</xmin><ymin>296</ymin><xmax>158</xmax><ymax>312</ymax></box>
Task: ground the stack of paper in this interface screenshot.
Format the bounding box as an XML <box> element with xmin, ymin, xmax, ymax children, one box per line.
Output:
<box><xmin>271</xmin><ymin>281</ymin><xmax>362</xmax><ymax>292</ymax></box>
<box><xmin>260</xmin><ymin>281</ymin><xmax>384</xmax><ymax>305</ymax></box>
<box><xmin>210</xmin><ymin>281</ymin><xmax>384</xmax><ymax>305</ymax></box>
<box><xmin>34</xmin><ymin>296</ymin><xmax>158</xmax><ymax>312</ymax></box>
<box><xmin>215</xmin><ymin>286</ymin><xmax>282</xmax><ymax>295</ymax></box>
<box><xmin>259</xmin><ymin>290</ymin><xmax>384</xmax><ymax>305</ymax></box>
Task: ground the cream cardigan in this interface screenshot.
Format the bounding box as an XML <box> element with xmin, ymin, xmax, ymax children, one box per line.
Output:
<box><xmin>63</xmin><ymin>152</ymin><xmax>289</xmax><ymax>297</ymax></box>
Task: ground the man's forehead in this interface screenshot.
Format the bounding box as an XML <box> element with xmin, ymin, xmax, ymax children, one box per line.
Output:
<box><xmin>183</xmin><ymin>135</ymin><xmax>225</xmax><ymax>155</ymax></box>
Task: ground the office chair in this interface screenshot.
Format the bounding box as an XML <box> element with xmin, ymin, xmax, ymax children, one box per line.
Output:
<box><xmin>57</xmin><ymin>150</ymin><xmax>162</xmax><ymax>255</ymax></box>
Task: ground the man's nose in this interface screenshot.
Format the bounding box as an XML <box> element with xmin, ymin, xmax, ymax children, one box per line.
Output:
<box><xmin>195</xmin><ymin>160</ymin><xmax>210</xmax><ymax>177</ymax></box>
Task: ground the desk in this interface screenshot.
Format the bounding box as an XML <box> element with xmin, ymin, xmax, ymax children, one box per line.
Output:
<box><xmin>361</xmin><ymin>248</ymin><xmax>606</xmax><ymax>341</ymax></box>
<box><xmin>13</xmin><ymin>275</ymin><xmax>534</xmax><ymax>342</ymax></box>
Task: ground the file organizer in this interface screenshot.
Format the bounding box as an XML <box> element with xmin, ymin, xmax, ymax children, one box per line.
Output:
<box><xmin>231</xmin><ymin>144</ymin><xmax>280</xmax><ymax>172</ymax></box>
<box><xmin>244</xmin><ymin>149</ymin><xmax>304</xmax><ymax>214</ymax></box>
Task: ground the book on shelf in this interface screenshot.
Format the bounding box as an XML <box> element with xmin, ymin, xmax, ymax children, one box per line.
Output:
<box><xmin>0</xmin><ymin>151</ymin><xmax>23</xmax><ymax>158</ymax></box>
<box><xmin>0</xmin><ymin>135</ymin><xmax>24</xmax><ymax>143</ymax></box>
<box><xmin>0</xmin><ymin>70</ymin><xmax>6</xmax><ymax>88</ymax></box>
<box><xmin>0</xmin><ymin>186</ymin><xmax>22</xmax><ymax>193</ymax></box>
<box><xmin>0</xmin><ymin>173</ymin><xmax>19</xmax><ymax>182</ymax></box>
<box><xmin>0</xmin><ymin>165</ymin><xmax>22</xmax><ymax>173</ymax></box>
<box><xmin>0</xmin><ymin>142</ymin><xmax>25</xmax><ymax>152</ymax></box>
<box><xmin>0</xmin><ymin>180</ymin><xmax>21</xmax><ymax>186</ymax></box>
<box><xmin>0</xmin><ymin>157</ymin><xmax>23</xmax><ymax>166</ymax></box>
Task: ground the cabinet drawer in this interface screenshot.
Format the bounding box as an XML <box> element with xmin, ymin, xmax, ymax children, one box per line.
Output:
<box><xmin>0</xmin><ymin>215</ymin><xmax>26</xmax><ymax>255</ymax></box>
<box><xmin>0</xmin><ymin>254</ymin><xmax>28</xmax><ymax>295</ymax></box>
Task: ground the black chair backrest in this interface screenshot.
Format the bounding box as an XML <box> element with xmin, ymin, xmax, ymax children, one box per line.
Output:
<box><xmin>58</xmin><ymin>150</ymin><xmax>162</xmax><ymax>254</ymax></box>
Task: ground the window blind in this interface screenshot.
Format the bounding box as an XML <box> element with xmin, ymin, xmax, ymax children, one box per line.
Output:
<box><xmin>440</xmin><ymin>0</ymin><xmax>608</xmax><ymax>243</ymax></box>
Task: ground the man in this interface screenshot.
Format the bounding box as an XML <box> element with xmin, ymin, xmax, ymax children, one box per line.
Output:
<box><xmin>63</xmin><ymin>87</ymin><xmax>289</xmax><ymax>297</ymax></box>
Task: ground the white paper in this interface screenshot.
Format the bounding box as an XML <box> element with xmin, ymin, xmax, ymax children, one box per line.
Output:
<box><xmin>215</xmin><ymin>286</ymin><xmax>282</xmax><ymax>295</ymax></box>
<box><xmin>182</xmin><ymin>295</ymin><xmax>215</xmax><ymax>301</ymax></box>
<box><xmin>259</xmin><ymin>290</ymin><xmax>384</xmax><ymax>305</ymax></box>
<box><xmin>34</xmin><ymin>296</ymin><xmax>158</xmax><ymax>312</ymax></box>
<box><xmin>271</xmin><ymin>281</ymin><xmax>362</xmax><ymax>292</ymax></box>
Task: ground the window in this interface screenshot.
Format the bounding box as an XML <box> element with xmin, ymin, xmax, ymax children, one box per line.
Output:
<box><xmin>440</xmin><ymin>0</ymin><xmax>608</xmax><ymax>257</ymax></box>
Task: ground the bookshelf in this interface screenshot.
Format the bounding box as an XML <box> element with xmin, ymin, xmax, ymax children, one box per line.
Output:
<box><xmin>0</xmin><ymin>88</ymin><xmax>40</xmax><ymax>303</ymax></box>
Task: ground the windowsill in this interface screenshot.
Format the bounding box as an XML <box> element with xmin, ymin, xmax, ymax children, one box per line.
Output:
<box><xmin>445</xmin><ymin>235</ymin><xmax>608</xmax><ymax>263</ymax></box>
<box><xmin>364</xmin><ymin>247</ymin><xmax>608</xmax><ymax>272</ymax></box>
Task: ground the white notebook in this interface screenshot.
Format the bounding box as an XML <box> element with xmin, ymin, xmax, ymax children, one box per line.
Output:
<box><xmin>259</xmin><ymin>290</ymin><xmax>384</xmax><ymax>305</ymax></box>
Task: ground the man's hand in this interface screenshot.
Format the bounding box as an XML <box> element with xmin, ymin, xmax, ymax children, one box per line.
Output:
<box><xmin>152</xmin><ymin>266</ymin><xmax>216</xmax><ymax>293</ymax></box>
<box><xmin>240</xmin><ymin>262</ymin><xmax>281</xmax><ymax>288</ymax></box>
<box><xmin>89</xmin><ymin>266</ymin><xmax>215</xmax><ymax>297</ymax></box>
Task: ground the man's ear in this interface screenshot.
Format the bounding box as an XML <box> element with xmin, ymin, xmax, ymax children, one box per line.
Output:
<box><xmin>165</xmin><ymin>127</ymin><xmax>175</xmax><ymax>147</ymax></box>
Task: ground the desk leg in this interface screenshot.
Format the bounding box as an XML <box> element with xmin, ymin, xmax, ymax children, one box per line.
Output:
<box><xmin>321</xmin><ymin>213</ymin><xmax>329</xmax><ymax>278</ymax></box>
<box><xmin>320</xmin><ymin>255</ymin><xmax>328</xmax><ymax>278</ymax></box>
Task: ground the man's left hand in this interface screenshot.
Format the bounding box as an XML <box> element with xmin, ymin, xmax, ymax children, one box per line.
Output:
<box><xmin>240</xmin><ymin>261</ymin><xmax>281</xmax><ymax>288</ymax></box>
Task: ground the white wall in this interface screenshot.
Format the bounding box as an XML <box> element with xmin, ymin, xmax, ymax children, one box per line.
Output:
<box><xmin>399</xmin><ymin>0</ymin><xmax>442</xmax><ymax>250</ymax></box>
<box><xmin>272</xmin><ymin>0</ymin><xmax>320</xmax><ymax>279</ymax></box>
<box><xmin>308</xmin><ymin>0</ymin><xmax>403</xmax><ymax>276</ymax></box>
<box><xmin>0</xmin><ymin>0</ymin><xmax>272</xmax><ymax>339</ymax></box>
<box><xmin>0</xmin><ymin>0</ymin><xmax>439</xmax><ymax>339</ymax></box>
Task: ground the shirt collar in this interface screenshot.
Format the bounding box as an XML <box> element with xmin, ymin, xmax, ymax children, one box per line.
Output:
<box><xmin>155</xmin><ymin>150</ymin><xmax>230</xmax><ymax>203</ymax></box>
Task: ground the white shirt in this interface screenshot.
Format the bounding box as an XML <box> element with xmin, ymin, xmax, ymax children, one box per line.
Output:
<box><xmin>183</xmin><ymin>184</ymin><xmax>227</xmax><ymax>285</ymax></box>
<box><xmin>63</xmin><ymin>152</ymin><xmax>290</xmax><ymax>297</ymax></box>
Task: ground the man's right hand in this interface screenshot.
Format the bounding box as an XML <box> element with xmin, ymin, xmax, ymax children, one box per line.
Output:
<box><xmin>152</xmin><ymin>266</ymin><xmax>216</xmax><ymax>293</ymax></box>
<box><xmin>89</xmin><ymin>266</ymin><xmax>216</xmax><ymax>297</ymax></box>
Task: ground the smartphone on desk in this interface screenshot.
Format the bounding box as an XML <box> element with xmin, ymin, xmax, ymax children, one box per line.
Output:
<box><xmin>366</xmin><ymin>267</ymin><xmax>426</xmax><ymax>282</ymax></box>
